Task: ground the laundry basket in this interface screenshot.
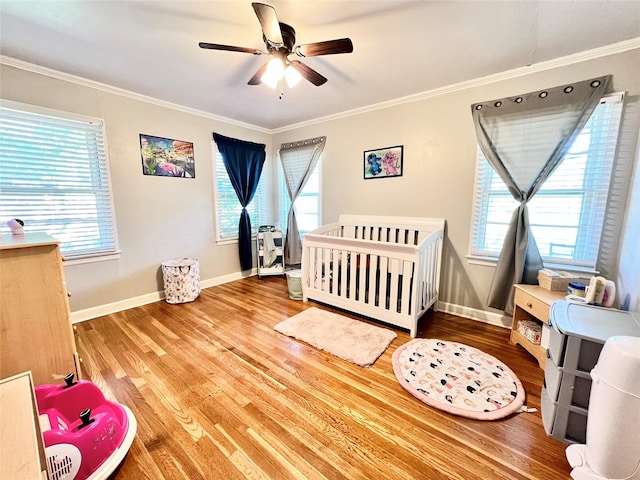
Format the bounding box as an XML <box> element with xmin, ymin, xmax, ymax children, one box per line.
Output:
<box><xmin>286</xmin><ymin>269</ymin><xmax>303</xmax><ymax>300</ymax></box>
<box><xmin>161</xmin><ymin>257</ymin><xmax>200</xmax><ymax>304</ymax></box>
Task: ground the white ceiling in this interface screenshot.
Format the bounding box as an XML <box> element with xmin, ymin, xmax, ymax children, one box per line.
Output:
<box><xmin>1</xmin><ymin>1</ymin><xmax>639</xmax><ymax>131</ymax></box>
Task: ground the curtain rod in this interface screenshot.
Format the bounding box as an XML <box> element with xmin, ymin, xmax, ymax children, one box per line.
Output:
<box><xmin>280</xmin><ymin>136</ymin><xmax>326</xmax><ymax>150</ymax></box>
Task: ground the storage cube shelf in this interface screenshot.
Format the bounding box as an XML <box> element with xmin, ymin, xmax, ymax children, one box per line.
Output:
<box><xmin>257</xmin><ymin>229</ymin><xmax>285</xmax><ymax>278</ymax></box>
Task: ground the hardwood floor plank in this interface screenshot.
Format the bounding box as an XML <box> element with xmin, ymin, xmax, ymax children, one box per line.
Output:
<box><xmin>75</xmin><ymin>276</ymin><xmax>572</xmax><ymax>479</ymax></box>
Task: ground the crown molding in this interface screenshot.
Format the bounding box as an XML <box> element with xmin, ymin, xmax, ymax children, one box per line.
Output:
<box><xmin>2</xmin><ymin>37</ymin><xmax>638</xmax><ymax>135</ymax></box>
<box><xmin>0</xmin><ymin>55</ymin><xmax>271</xmax><ymax>134</ymax></box>
<box><xmin>271</xmin><ymin>37</ymin><xmax>640</xmax><ymax>133</ymax></box>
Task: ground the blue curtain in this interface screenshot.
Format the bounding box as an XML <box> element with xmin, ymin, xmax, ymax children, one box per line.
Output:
<box><xmin>213</xmin><ymin>133</ymin><xmax>266</xmax><ymax>271</ymax></box>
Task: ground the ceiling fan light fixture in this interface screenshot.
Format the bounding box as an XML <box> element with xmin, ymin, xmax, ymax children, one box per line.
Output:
<box><xmin>284</xmin><ymin>65</ymin><xmax>302</xmax><ymax>87</ymax></box>
<box><xmin>262</xmin><ymin>57</ymin><xmax>284</xmax><ymax>88</ymax></box>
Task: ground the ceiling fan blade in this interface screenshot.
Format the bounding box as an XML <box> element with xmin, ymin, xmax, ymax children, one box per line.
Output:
<box><xmin>247</xmin><ymin>63</ymin><xmax>268</xmax><ymax>85</ymax></box>
<box><xmin>295</xmin><ymin>38</ymin><xmax>353</xmax><ymax>57</ymax></box>
<box><xmin>199</xmin><ymin>42</ymin><xmax>262</xmax><ymax>55</ymax></box>
<box><xmin>290</xmin><ymin>60</ymin><xmax>327</xmax><ymax>86</ymax></box>
<box><xmin>252</xmin><ymin>3</ymin><xmax>284</xmax><ymax>47</ymax></box>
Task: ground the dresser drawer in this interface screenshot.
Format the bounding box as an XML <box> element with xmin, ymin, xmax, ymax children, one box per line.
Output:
<box><xmin>515</xmin><ymin>288</ymin><xmax>551</xmax><ymax>323</ymax></box>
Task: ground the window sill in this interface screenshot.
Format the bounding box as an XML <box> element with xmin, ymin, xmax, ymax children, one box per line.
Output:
<box><xmin>466</xmin><ymin>255</ymin><xmax>498</xmax><ymax>267</ymax></box>
<box><xmin>466</xmin><ymin>254</ymin><xmax>599</xmax><ymax>275</ymax></box>
<box><xmin>63</xmin><ymin>251</ymin><xmax>121</xmax><ymax>266</ymax></box>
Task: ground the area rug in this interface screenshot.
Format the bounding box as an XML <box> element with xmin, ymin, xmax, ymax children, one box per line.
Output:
<box><xmin>392</xmin><ymin>339</ymin><xmax>525</xmax><ymax>420</ymax></box>
<box><xmin>274</xmin><ymin>307</ymin><xmax>397</xmax><ymax>367</ymax></box>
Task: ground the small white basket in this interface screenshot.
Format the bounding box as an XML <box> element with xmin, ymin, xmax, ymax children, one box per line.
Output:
<box><xmin>286</xmin><ymin>269</ymin><xmax>303</xmax><ymax>300</ymax></box>
<box><xmin>162</xmin><ymin>257</ymin><xmax>200</xmax><ymax>304</ymax></box>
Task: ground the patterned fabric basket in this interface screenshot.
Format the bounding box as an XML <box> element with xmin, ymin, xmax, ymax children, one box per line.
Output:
<box><xmin>162</xmin><ymin>257</ymin><xmax>200</xmax><ymax>304</ymax></box>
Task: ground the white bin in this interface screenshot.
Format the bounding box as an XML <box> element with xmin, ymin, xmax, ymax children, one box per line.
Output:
<box><xmin>286</xmin><ymin>269</ymin><xmax>302</xmax><ymax>300</ymax></box>
<box><xmin>162</xmin><ymin>257</ymin><xmax>200</xmax><ymax>304</ymax></box>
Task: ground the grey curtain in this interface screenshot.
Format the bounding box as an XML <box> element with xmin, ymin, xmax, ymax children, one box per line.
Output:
<box><xmin>472</xmin><ymin>75</ymin><xmax>610</xmax><ymax>314</ymax></box>
<box><xmin>279</xmin><ymin>136</ymin><xmax>326</xmax><ymax>264</ymax></box>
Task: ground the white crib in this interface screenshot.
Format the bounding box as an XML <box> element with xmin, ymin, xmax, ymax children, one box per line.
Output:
<box><xmin>301</xmin><ymin>215</ymin><xmax>445</xmax><ymax>337</ymax></box>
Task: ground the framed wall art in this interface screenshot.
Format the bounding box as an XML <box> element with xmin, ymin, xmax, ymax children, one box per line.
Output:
<box><xmin>140</xmin><ymin>134</ymin><xmax>195</xmax><ymax>178</ymax></box>
<box><xmin>363</xmin><ymin>145</ymin><xmax>403</xmax><ymax>179</ymax></box>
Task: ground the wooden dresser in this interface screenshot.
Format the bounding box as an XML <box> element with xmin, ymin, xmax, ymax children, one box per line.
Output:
<box><xmin>0</xmin><ymin>233</ymin><xmax>80</xmax><ymax>385</ymax></box>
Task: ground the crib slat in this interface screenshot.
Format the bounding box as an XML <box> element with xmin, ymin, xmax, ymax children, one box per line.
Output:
<box><xmin>324</xmin><ymin>248</ymin><xmax>330</xmax><ymax>293</ymax></box>
<box><xmin>401</xmin><ymin>260</ymin><xmax>413</xmax><ymax>315</ymax></box>
<box><xmin>368</xmin><ymin>254</ymin><xmax>378</xmax><ymax>307</ymax></box>
<box><xmin>314</xmin><ymin>247</ymin><xmax>323</xmax><ymax>290</ymax></box>
<box><xmin>349</xmin><ymin>251</ymin><xmax>358</xmax><ymax>300</ymax></box>
<box><xmin>308</xmin><ymin>246</ymin><xmax>317</xmax><ymax>291</ymax></box>
<box><xmin>378</xmin><ymin>256</ymin><xmax>389</xmax><ymax>310</ymax></box>
<box><xmin>339</xmin><ymin>250</ymin><xmax>348</xmax><ymax>298</ymax></box>
<box><xmin>357</xmin><ymin>253</ymin><xmax>367</xmax><ymax>303</ymax></box>
<box><xmin>389</xmin><ymin>258</ymin><xmax>400</xmax><ymax>312</ymax></box>
<box><xmin>331</xmin><ymin>249</ymin><xmax>339</xmax><ymax>294</ymax></box>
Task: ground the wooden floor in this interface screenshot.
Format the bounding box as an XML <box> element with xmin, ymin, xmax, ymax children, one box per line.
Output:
<box><xmin>76</xmin><ymin>275</ymin><xmax>572</xmax><ymax>480</ymax></box>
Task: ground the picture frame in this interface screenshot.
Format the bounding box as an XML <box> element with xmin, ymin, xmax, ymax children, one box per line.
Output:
<box><xmin>363</xmin><ymin>145</ymin><xmax>403</xmax><ymax>179</ymax></box>
<box><xmin>140</xmin><ymin>134</ymin><xmax>195</xmax><ymax>178</ymax></box>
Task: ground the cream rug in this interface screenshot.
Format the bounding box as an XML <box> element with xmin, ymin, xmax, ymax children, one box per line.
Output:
<box><xmin>274</xmin><ymin>307</ymin><xmax>397</xmax><ymax>367</ymax></box>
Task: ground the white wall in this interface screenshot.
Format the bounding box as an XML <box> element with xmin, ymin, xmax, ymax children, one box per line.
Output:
<box><xmin>0</xmin><ymin>64</ymin><xmax>272</xmax><ymax>317</ymax></box>
<box><xmin>1</xmin><ymin>46</ymin><xmax>638</xmax><ymax>323</ymax></box>
<box><xmin>273</xmin><ymin>48</ymin><xmax>640</xmax><ymax>321</ymax></box>
<box><xmin>617</xmin><ymin>132</ymin><xmax>640</xmax><ymax>313</ymax></box>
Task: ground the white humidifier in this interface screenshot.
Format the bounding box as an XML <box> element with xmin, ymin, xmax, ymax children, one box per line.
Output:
<box><xmin>566</xmin><ymin>335</ymin><xmax>640</xmax><ymax>480</ymax></box>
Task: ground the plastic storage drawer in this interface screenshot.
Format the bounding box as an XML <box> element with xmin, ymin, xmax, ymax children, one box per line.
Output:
<box><xmin>541</xmin><ymin>385</ymin><xmax>588</xmax><ymax>444</ymax></box>
<box><xmin>544</xmin><ymin>359</ymin><xmax>592</xmax><ymax>409</ymax></box>
<box><xmin>548</xmin><ymin>329</ymin><xmax>604</xmax><ymax>373</ymax></box>
<box><xmin>548</xmin><ymin>301</ymin><xmax>640</xmax><ymax>372</ymax></box>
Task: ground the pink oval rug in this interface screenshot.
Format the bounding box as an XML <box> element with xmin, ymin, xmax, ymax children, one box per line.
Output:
<box><xmin>392</xmin><ymin>339</ymin><xmax>525</xmax><ymax>420</ymax></box>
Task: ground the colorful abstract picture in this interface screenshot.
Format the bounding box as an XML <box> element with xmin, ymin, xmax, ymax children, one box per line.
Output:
<box><xmin>140</xmin><ymin>134</ymin><xmax>195</xmax><ymax>178</ymax></box>
<box><xmin>364</xmin><ymin>145</ymin><xmax>403</xmax><ymax>179</ymax></box>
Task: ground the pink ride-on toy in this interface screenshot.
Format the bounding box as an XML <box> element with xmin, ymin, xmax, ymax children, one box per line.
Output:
<box><xmin>35</xmin><ymin>374</ymin><xmax>137</xmax><ymax>480</ymax></box>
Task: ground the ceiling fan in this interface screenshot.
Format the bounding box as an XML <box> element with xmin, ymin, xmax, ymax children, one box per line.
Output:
<box><xmin>199</xmin><ymin>2</ymin><xmax>353</xmax><ymax>90</ymax></box>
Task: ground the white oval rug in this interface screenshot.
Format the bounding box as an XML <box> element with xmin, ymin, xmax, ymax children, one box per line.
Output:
<box><xmin>392</xmin><ymin>339</ymin><xmax>525</xmax><ymax>420</ymax></box>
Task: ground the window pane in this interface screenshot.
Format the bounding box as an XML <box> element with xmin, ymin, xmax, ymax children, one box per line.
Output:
<box><xmin>214</xmin><ymin>147</ymin><xmax>270</xmax><ymax>240</ymax></box>
<box><xmin>469</xmin><ymin>95</ymin><xmax>623</xmax><ymax>269</ymax></box>
<box><xmin>278</xmin><ymin>153</ymin><xmax>321</xmax><ymax>235</ymax></box>
<box><xmin>0</xmin><ymin>103</ymin><xmax>118</xmax><ymax>258</ymax></box>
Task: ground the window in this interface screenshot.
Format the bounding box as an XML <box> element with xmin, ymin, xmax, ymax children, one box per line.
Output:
<box><xmin>213</xmin><ymin>146</ymin><xmax>271</xmax><ymax>241</ymax></box>
<box><xmin>278</xmin><ymin>156</ymin><xmax>321</xmax><ymax>234</ymax></box>
<box><xmin>0</xmin><ymin>101</ymin><xmax>118</xmax><ymax>260</ymax></box>
<box><xmin>470</xmin><ymin>93</ymin><xmax>624</xmax><ymax>269</ymax></box>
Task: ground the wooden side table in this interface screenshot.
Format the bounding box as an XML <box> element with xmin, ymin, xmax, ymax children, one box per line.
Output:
<box><xmin>511</xmin><ymin>284</ymin><xmax>566</xmax><ymax>368</ymax></box>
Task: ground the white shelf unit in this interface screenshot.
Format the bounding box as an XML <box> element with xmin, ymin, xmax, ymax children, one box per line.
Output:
<box><xmin>256</xmin><ymin>229</ymin><xmax>285</xmax><ymax>278</ymax></box>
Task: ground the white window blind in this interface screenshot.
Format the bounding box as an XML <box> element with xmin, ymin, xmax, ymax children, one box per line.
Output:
<box><xmin>213</xmin><ymin>146</ymin><xmax>271</xmax><ymax>241</ymax></box>
<box><xmin>278</xmin><ymin>152</ymin><xmax>321</xmax><ymax>234</ymax></box>
<box><xmin>469</xmin><ymin>93</ymin><xmax>624</xmax><ymax>269</ymax></box>
<box><xmin>0</xmin><ymin>101</ymin><xmax>118</xmax><ymax>259</ymax></box>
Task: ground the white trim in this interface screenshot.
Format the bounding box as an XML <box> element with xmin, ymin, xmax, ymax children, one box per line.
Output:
<box><xmin>438</xmin><ymin>301</ymin><xmax>512</xmax><ymax>329</ymax></box>
<box><xmin>70</xmin><ymin>269</ymin><xmax>256</xmax><ymax>323</ymax></box>
<box><xmin>271</xmin><ymin>38</ymin><xmax>640</xmax><ymax>133</ymax></box>
<box><xmin>0</xmin><ymin>98</ymin><xmax>103</xmax><ymax>125</ymax></box>
<box><xmin>2</xmin><ymin>38</ymin><xmax>638</xmax><ymax>134</ymax></box>
<box><xmin>0</xmin><ymin>55</ymin><xmax>271</xmax><ymax>134</ymax></box>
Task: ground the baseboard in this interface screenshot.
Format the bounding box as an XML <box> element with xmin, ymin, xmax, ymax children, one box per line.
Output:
<box><xmin>70</xmin><ymin>269</ymin><xmax>256</xmax><ymax>323</ymax></box>
<box><xmin>72</xmin><ymin>274</ymin><xmax>511</xmax><ymax>328</ymax></box>
<box><xmin>438</xmin><ymin>301</ymin><xmax>512</xmax><ymax>329</ymax></box>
